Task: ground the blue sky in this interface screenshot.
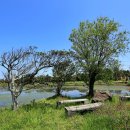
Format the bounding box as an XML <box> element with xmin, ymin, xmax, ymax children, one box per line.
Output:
<box><xmin>0</xmin><ymin>0</ymin><xmax>130</xmax><ymax>77</ymax></box>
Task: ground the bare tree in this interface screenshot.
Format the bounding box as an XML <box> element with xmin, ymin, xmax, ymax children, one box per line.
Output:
<box><xmin>0</xmin><ymin>47</ymin><xmax>52</xmax><ymax>110</ymax></box>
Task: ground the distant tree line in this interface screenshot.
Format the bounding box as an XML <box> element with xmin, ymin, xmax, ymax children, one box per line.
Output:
<box><xmin>34</xmin><ymin>69</ymin><xmax>130</xmax><ymax>83</ymax></box>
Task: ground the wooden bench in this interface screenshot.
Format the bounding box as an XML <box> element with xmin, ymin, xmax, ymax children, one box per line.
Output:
<box><xmin>65</xmin><ymin>102</ymin><xmax>103</xmax><ymax>116</ymax></box>
<box><xmin>120</xmin><ymin>96</ymin><xmax>130</xmax><ymax>101</ymax></box>
<box><xmin>56</xmin><ymin>99</ymin><xmax>89</xmax><ymax>108</ymax></box>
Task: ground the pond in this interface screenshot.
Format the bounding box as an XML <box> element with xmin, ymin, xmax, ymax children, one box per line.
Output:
<box><xmin>0</xmin><ymin>89</ymin><xmax>86</xmax><ymax>107</ymax></box>
<box><xmin>1</xmin><ymin>87</ymin><xmax>130</xmax><ymax>107</ymax></box>
<box><xmin>61</xmin><ymin>90</ymin><xmax>86</xmax><ymax>98</ymax></box>
<box><xmin>0</xmin><ymin>89</ymin><xmax>55</xmax><ymax>107</ymax></box>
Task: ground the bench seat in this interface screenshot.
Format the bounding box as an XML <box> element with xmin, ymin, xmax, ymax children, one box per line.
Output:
<box><xmin>56</xmin><ymin>99</ymin><xmax>89</xmax><ymax>107</ymax></box>
<box><xmin>65</xmin><ymin>102</ymin><xmax>103</xmax><ymax>116</ymax></box>
<box><xmin>120</xmin><ymin>95</ymin><xmax>130</xmax><ymax>100</ymax></box>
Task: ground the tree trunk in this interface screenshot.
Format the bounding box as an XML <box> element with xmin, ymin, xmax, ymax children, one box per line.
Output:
<box><xmin>88</xmin><ymin>73</ymin><xmax>96</xmax><ymax>97</ymax></box>
<box><xmin>56</xmin><ymin>82</ymin><xmax>63</xmax><ymax>96</ymax></box>
<box><xmin>56</xmin><ymin>86</ymin><xmax>61</xmax><ymax>96</ymax></box>
<box><xmin>11</xmin><ymin>92</ymin><xmax>18</xmax><ymax>110</ymax></box>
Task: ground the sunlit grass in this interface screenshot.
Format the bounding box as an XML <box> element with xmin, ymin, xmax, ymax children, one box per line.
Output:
<box><xmin>0</xmin><ymin>96</ymin><xmax>130</xmax><ymax>130</ymax></box>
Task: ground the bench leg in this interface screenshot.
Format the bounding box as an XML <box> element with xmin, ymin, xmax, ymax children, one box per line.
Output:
<box><xmin>65</xmin><ymin>109</ymin><xmax>75</xmax><ymax>116</ymax></box>
<box><xmin>56</xmin><ymin>102</ymin><xmax>61</xmax><ymax>108</ymax></box>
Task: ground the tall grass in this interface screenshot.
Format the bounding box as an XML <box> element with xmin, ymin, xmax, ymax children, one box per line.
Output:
<box><xmin>0</xmin><ymin>96</ymin><xmax>130</xmax><ymax>130</ymax></box>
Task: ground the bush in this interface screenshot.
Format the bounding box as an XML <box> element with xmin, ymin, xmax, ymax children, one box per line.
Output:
<box><xmin>127</xmin><ymin>80</ymin><xmax>130</xmax><ymax>86</ymax></box>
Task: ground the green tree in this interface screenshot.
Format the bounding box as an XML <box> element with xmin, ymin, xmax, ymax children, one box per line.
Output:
<box><xmin>111</xmin><ymin>60</ymin><xmax>121</xmax><ymax>81</ymax></box>
<box><xmin>35</xmin><ymin>75</ymin><xmax>52</xmax><ymax>84</ymax></box>
<box><xmin>69</xmin><ymin>17</ymin><xmax>129</xmax><ymax>97</ymax></box>
<box><xmin>51</xmin><ymin>50</ymin><xmax>75</xmax><ymax>96</ymax></box>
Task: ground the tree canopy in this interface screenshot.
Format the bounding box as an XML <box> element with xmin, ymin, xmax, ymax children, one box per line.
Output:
<box><xmin>69</xmin><ymin>17</ymin><xmax>130</xmax><ymax>96</ymax></box>
<box><xmin>51</xmin><ymin>50</ymin><xmax>75</xmax><ymax>96</ymax></box>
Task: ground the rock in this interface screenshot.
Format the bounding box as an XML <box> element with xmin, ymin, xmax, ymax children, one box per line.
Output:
<box><xmin>92</xmin><ymin>91</ymin><xmax>112</xmax><ymax>103</ymax></box>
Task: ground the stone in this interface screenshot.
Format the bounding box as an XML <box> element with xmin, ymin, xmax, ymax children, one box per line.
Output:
<box><xmin>92</xmin><ymin>91</ymin><xmax>112</xmax><ymax>103</ymax></box>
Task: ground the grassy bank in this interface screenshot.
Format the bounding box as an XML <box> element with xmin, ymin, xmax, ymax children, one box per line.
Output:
<box><xmin>0</xmin><ymin>82</ymin><xmax>8</xmax><ymax>88</ymax></box>
<box><xmin>0</xmin><ymin>96</ymin><xmax>130</xmax><ymax>130</ymax></box>
<box><xmin>0</xmin><ymin>80</ymin><xmax>128</xmax><ymax>90</ymax></box>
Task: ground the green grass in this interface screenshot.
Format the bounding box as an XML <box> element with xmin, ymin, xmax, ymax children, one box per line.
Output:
<box><xmin>63</xmin><ymin>80</ymin><xmax>129</xmax><ymax>92</ymax></box>
<box><xmin>1</xmin><ymin>80</ymin><xmax>127</xmax><ymax>91</ymax></box>
<box><xmin>0</xmin><ymin>82</ymin><xmax>8</xmax><ymax>88</ymax></box>
<box><xmin>65</xmin><ymin>81</ymin><xmax>85</xmax><ymax>86</ymax></box>
<box><xmin>127</xmin><ymin>80</ymin><xmax>130</xmax><ymax>86</ymax></box>
<box><xmin>1</xmin><ymin>96</ymin><xmax>130</xmax><ymax>130</ymax></box>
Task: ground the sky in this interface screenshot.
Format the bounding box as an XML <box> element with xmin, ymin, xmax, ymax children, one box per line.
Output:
<box><xmin>0</xmin><ymin>0</ymin><xmax>130</xmax><ymax>77</ymax></box>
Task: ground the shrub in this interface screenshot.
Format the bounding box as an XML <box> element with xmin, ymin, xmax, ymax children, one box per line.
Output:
<box><xmin>127</xmin><ymin>80</ymin><xmax>130</xmax><ymax>86</ymax></box>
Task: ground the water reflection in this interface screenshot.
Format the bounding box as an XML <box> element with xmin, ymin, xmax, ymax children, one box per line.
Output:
<box><xmin>61</xmin><ymin>90</ymin><xmax>86</xmax><ymax>98</ymax></box>
<box><xmin>110</xmin><ymin>90</ymin><xmax>130</xmax><ymax>96</ymax></box>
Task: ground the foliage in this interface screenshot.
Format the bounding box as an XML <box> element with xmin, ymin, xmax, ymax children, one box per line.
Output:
<box><xmin>35</xmin><ymin>75</ymin><xmax>52</xmax><ymax>84</ymax></box>
<box><xmin>69</xmin><ymin>17</ymin><xmax>130</xmax><ymax>96</ymax></box>
<box><xmin>127</xmin><ymin>80</ymin><xmax>130</xmax><ymax>86</ymax></box>
<box><xmin>0</xmin><ymin>82</ymin><xmax>8</xmax><ymax>88</ymax></box>
<box><xmin>0</xmin><ymin>97</ymin><xmax>130</xmax><ymax>130</ymax></box>
<box><xmin>51</xmin><ymin>50</ymin><xmax>75</xmax><ymax>96</ymax></box>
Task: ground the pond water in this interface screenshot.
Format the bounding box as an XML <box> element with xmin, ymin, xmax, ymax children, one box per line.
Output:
<box><xmin>0</xmin><ymin>89</ymin><xmax>55</xmax><ymax>107</ymax></box>
<box><xmin>0</xmin><ymin>89</ymin><xmax>87</xmax><ymax>107</ymax></box>
<box><xmin>110</xmin><ymin>90</ymin><xmax>130</xmax><ymax>95</ymax></box>
<box><xmin>61</xmin><ymin>90</ymin><xmax>86</xmax><ymax>98</ymax></box>
<box><xmin>1</xmin><ymin>87</ymin><xmax>130</xmax><ymax>107</ymax></box>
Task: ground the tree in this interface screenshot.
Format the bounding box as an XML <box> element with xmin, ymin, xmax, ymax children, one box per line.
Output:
<box><xmin>51</xmin><ymin>50</ymin><xmax>75</xmax><ymax>96</ymax></box>
<box><xmin>118</xmin><ymin>69</ymin><xmax>130</xmax><ymax>82</ymax></box>
<box><xmin>69</xmin><ymin>17</ymin><xmax>130</xmax><ymax>97</ymax></box>
<box><xmin>111</xmin><ymin>60</ymin><xmax>121</xmax><ymax>81</ymax></box>
<box><xmin>0</xmin><ymin>47</ymin><xmax>52</xmax><ymax>110</ymax></box>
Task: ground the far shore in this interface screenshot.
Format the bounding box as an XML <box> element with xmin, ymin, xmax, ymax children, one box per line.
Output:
<box><xmin>0</xmin><ymin>81</ymin><xmax>129</xmax><ymax>92</ymax></box>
